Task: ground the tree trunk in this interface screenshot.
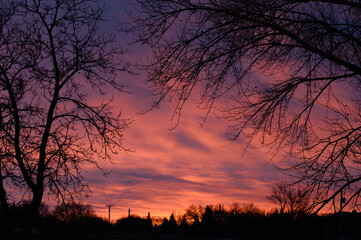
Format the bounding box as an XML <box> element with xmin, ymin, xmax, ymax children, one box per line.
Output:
<box><xmin>18</xmin><ymin>189</ymin><xmax>43</xmax><ymax>240</ymax></box>
<box><xmin>0</xmin><ymin>196</ymin><xmax>13</xmax><ymax>240</ymax></box>
<box><xmin>0</xmin><ymin>165</ymin><xmax>14</xmax><ymax>240</ymax></box>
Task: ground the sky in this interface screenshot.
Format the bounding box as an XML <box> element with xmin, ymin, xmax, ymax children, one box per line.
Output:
<box><xmin>44</xmin><ymin>0</ymin><xmax>283</xmax><ymax>221</ymax></box>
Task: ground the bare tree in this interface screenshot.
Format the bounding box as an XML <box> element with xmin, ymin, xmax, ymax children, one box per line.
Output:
<box><xmin>127</xmin><ymin>0</ymin><xmax>361</xmax><ymax>213</ymax></box>
<box><xmin>185</xmin><ymin>204</ymin><xmax>204</xmax><ymax>224</ymax></box>
<box><xmin>267</xmin><ymin>182</ymin><xmax>311</xmax><ymax>216</ymax></box>
<box><xmin>0</xmin><ymin>0</ymin><xmax>128</xmax><ymax>238</ymax></box>
<box><xmin>53</xmin><ymin>202</ymin><xmax>96</xmax><ymax>222</ymax></box>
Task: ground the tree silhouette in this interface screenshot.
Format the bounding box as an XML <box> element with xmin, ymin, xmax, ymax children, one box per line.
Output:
<box><xmin>53</xmin><ymin>202</ymin><xmax>96</xmax><ymax>222</ymax></box>
<box><xmin>201</xmin><ymin>205</ymin><xmax>215</xmax><ymax>226</ymax></box>
<box><xmin>169</xmin><ymin>213</ymin><xmax>177</xmax><ymax>229</ymax></box>
<box><xmin>128</xmin><ymin>0</ymin><xmax>361</xmax><ymax>212</ymax></box>
<box><xmin>185</xmin><ymin>204</ymin><xmax>203</xmax><ymax>225</ymax></box>
<box><xmin>0</xmin><ymin>0</ymin><xmax>128</xmax><ymax>238</ymax></box>
<box><xmin>115</xmin><ymin>215</ymin><xmax>153</xmax><ymax>235</ymax></box>
<box><xmin>267</xmin><ymin>182</ymin><xmax>311</xmax><ymax>216</ymax></box>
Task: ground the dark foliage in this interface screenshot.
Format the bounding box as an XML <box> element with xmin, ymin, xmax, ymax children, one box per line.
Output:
<box><xmin>114</xmin><ymin>215</ymin><xmax>153</xmax><ymax>236</ymax></box>
<box><xmin>52</xmin><ymin>202</ymin><xmax>96</xmax><ymax>222</ymax></box>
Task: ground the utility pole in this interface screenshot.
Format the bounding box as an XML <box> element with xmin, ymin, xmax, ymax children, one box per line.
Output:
<box><xmin>340</xmin><ymin>190</ymin><xmax>346</xmax><ymax>213</ymax></box>
<box><xmin>106</xmin><ymin>205</ymin><xmax>115</xmax><ymax>223</ymax></box>
<box><xmin>340</xmin><ymin>190</ymin><xmax>343</xmax><ymax>212</ymax></box>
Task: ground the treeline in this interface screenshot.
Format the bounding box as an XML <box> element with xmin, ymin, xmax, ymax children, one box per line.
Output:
<box><xmin>1</xmin><ymin>201</ymin><xmax>361</xmax><ymax>239</ymax></box>
<box><xmin>146</xmin><ymin>203</ymin><xmax>361</xmax><ymax>240</ymax></box>
<box><xmin>0</xmin><ymin>201</ymin><xmax>109</xmax><ymax>238</ymax></box>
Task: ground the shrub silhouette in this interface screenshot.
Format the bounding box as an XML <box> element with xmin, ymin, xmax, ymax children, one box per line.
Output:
<box><xmin>115</xmin><ymin>215</ymin><xmax>152</xmax><ymax>235</ymax></box>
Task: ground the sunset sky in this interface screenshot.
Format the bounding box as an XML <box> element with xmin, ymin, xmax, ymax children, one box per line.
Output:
<box><xmin>43</xmin><ymin>0</ymin><xmax>284</xmax><ymax>221</ymax></box>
